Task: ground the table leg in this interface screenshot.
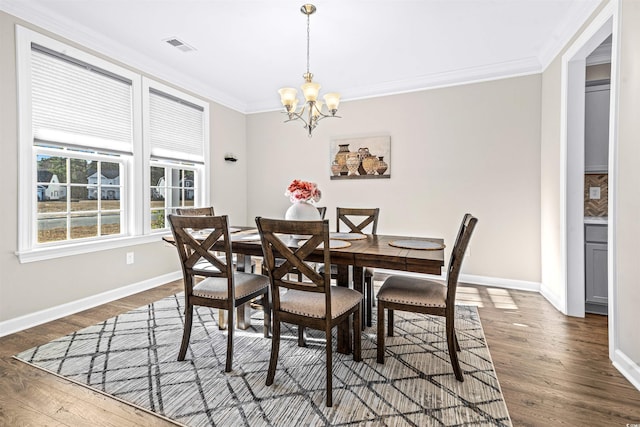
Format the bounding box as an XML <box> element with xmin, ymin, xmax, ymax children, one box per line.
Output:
<box><xmin>336</xmin><ymin>264</ymin><xmax>352</xmax><ymax>354</ymax></box>
<box><xmin>219</xmin><ymin>310</ymin><xmax>227</xmax><ymax>330</ymax></box>
<box><xmin>235</xmin><ymin>254</ymin><xmax>253</xmax><ymax>330</ymax></box>
<box><xmin>352</xmin><ymin>266</ymin><xmax>366</xmax><ymax>330</ymax></box>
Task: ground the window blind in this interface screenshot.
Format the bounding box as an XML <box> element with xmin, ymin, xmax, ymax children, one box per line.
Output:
<box><xmin>31</xmin><ymin>44</ymin><xmax>133</xmax><ymax>154</ymax></box>
<box><xmin>149</xmin><ymin>88</ymin><xmax>205</xmax><ymax>164</ymax></box>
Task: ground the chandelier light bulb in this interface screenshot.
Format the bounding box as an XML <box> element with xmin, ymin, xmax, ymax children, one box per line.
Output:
<box><xmin>323</xmin><ymin>92</ymin><xmax>340</xmax><ymax>113</ymax></box>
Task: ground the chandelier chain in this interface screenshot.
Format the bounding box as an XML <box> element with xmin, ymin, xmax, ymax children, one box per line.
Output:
<box><xmin>306</xmin><ymin>12</ymin><xmax>311</xmax><ymax>75</ymax></box>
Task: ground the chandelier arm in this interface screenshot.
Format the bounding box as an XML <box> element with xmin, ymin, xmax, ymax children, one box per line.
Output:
<box><xmin>282</xmin><ymin>112</ymin><xmax>309</xmax><ymax>127</ymax></box>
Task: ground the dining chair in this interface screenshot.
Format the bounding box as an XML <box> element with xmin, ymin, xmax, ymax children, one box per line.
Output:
<box><xmin>176</xmin><ymin>206</ymin><xmax>215</xmax><ymax>216</ymax></box>
<box><xmin>256</xmin><ymin>216</ymin><xmax>362</xmax><ymax>407</ymax></box>
<box><xmin>316</xmin><ymin>206</ymin><xmax>327</xmax><ymax>219</ymax></box>
<box><xmin>264</xmin><ymin>206</ymin><xmax>326</xmax><ymax>282</ymax></box>
<box><xmin>320</xmin><ymin>207</ymin><xmax>379</xmax><ymax>327</ymax></box>
<box><xmin>175</xmin><ymin>206</ymin><xmax>258</xmax><ymax>275</ymax></box>
<box><xmin>336</xmin><ymin>207</ymin><xmax>380</xmax><ymax>235</ymax></box>
<box><xmin>168</xmin><ymin>214</ymin><xmax>271</xmax><ymax>372</ymax></box>
<box><xmin>376</xmin><ymin>213</ymin><xmax>478</xmax><ymax>382</ymax></box>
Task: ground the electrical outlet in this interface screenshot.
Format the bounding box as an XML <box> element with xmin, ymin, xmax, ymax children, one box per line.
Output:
<box><xmin>589</xmin><ymin>187</ymin><xmax>601</xmax><ymax>200</ymax></box>
<box><xmin>126</xmin><ymin>252</ymin><xmax>134</xmax><ymax>264</ymax></box>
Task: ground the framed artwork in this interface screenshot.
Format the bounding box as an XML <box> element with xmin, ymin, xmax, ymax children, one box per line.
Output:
<box><xmin>330</xmin><ymin>135</ymin><xmax>390</xmax><ymax>180</ymax></box>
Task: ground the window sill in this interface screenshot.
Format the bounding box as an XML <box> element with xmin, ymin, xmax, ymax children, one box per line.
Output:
<box><xmin>16</xmin><ymin>232</ymin><xmax>172</xmax><ymax>263</ymax></box>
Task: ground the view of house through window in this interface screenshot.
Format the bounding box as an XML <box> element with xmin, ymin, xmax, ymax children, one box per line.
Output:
<box><xmin>36</xmin><ymin>149</ymin><xmax>123</xmax><ymax>243</ymax></box>
<box><xmin>150</xmin><ymin>164</ymin><xmax>197</xmax><ymax>230</ymax></box>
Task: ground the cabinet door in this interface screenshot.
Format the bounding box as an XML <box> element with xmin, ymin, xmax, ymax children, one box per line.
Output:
<box><xmin>585</xmin><ymin>242</ymin><xmax>608</xmax><ymax>305</ymax></box>
<box><xmin>585</xmin><ymin>85</ymin><xmax>610</xmax><ymax>172</ymax></box>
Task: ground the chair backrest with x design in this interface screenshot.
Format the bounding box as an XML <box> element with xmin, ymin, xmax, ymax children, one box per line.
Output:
<box><xmin>176</xmin><ymin>206</ymin><xmax>215</xmax><ymax>216</ymax></box>
<box><xmin>168</xmin><ymin>214</ymin><xmax>234</xmax><ymax>292</ymax></box>
<box><xmin>256</xmin><ymin>217</ymin><xmax>332</xmax><ymax>315</ymax></box>
<box><xmin>336</xmin><ymin>207</ymin><xmax>380</xmax><ymax>234</ymax></box>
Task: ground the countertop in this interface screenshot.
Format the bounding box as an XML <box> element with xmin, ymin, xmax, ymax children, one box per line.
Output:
<box><xmin>584</xmin><ymin>216</ymin><xmax>608</xmax><ymax>225</ymax></box>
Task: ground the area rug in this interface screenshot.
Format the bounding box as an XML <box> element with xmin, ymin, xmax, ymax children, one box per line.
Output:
<box><xmin>14</xmin><ymin>293</ymin><xmax>511</xmax><ymax>426</ymax></box>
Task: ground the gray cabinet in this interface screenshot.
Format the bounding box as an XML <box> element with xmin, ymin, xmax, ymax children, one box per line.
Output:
<box><xmin>585</xmin><ymin>223</ymin><xmax>608</xmax><ymax>314</ymax></box>
<box><xmin>584</xmin><ymin>84</ymin><xmax>610</xmax><ymax>173</ymax></box>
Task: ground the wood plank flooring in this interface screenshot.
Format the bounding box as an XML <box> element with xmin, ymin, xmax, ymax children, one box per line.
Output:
<box><xmin>1</xmin><ymin>280</ymin><xmax>639</xmax><ymax>426</ymax></box>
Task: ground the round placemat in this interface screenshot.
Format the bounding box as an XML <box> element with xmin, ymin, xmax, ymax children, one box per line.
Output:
<box><xmin>388</xmin><ymin>240</ymin><xmax>445</xmax><ymax>250</ymax></box>
<box><xmin>330</xmin><ymin>232</ymin><xmax>368</xmax><ymax>240</ymax></box>
<box><xmin>297</xmin><ymin>239</ymin><xmax>352</xmax><ymax>249</ymax></box>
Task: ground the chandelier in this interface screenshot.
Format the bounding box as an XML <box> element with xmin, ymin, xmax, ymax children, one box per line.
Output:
<box><xmin>278</xmin><ymin>4</ymin><xmax>341</xmax><ymax>137</ymax></box>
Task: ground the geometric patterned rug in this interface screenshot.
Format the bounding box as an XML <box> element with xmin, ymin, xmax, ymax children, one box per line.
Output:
<box><xmin>14</xmin><ymin>293</ymin><xmax>511</xmax><ymax>426</ymax></box>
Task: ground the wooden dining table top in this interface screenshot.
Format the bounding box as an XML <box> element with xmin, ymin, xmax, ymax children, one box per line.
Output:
<box><xmin>164</xmin><ymin>226</ymin><xmax>445</xmax><ymax>276</ymax></box>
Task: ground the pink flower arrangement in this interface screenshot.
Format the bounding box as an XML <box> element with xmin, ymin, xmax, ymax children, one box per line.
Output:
<box><xmin>285</xmin><ymin>179</ymin><xmax>321</xmax><ymax>203</ymax></box>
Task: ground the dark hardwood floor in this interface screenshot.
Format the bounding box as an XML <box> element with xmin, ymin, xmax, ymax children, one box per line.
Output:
<box><xmin>1</xmin><ymin>279</ymin><xmax>639</xmax><ymax>426</ymax></box>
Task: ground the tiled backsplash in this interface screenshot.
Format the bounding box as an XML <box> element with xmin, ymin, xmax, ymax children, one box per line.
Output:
<box><xmin>585</xmin><ymin>174</ymin><xmax>608</xmax><ymax>216</ymax></box>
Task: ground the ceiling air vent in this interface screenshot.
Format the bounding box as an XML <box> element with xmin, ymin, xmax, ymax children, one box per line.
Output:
<box><xmin>163</xmin><ymin>37</ymin><xmax>196</xmax><ymax>53</ymax></box>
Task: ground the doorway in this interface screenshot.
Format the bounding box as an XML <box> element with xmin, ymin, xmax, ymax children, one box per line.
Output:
<box><xmin>561</xmin><ymin>3</ymin><xmax>616</xmax><ymax>359</ymax></box>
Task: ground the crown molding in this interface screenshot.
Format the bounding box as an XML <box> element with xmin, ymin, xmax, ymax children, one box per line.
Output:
<box><xmin>538</xmin><ymin>0</ymin><xmax>602</xmax><ymax>70</ymax></box>
<box><xmin>0</xmin><ymin>0</ymin><xmax>247</xmax><ymax>113</ymax></box>
<box><xmin>247</xmin><ymin>56</ymin><xmax>542</xmax><ymax>114</ymax></box>
<box><xmin>1</xmin><ymin>0</ymin><xmax>602</xmax><ymax>115</ymax></box>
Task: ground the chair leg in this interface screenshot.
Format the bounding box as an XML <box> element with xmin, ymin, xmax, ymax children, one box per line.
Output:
<box><xmin>266</xmin><ymin>320</ymin><xmax>281</xmax><ymax>386</ymax></box>
<box><xmin>178</xmin><ymin>303</ymin><xmax>193</xmax><ymax>361</ymax></box>
<box><xmin>454</xmin><ymin>331</ymin><xmax>461</xmax><ymax>352</ymax></box>
<box><xmin>297</xmin><ymin>326</ymin><xmax>307</xmax><ymax>347</ymax></box>
<box><xmin>262</xmin><ymin>292</ymin><xmax>271</xmax><ymax>339</ymax></box>
<box><xmin>377</xmin><ymin>302</ymin><xmax>385</xmax><ymax>364</ymax></box>
<box><xmin>353</xmin><ymin>305</ymin><xmax>362</xmax><ymax>362</ymax></box>
<box><xmin>387</xmin><ymin>309</ymin><xmax>394</xmax><ymax>337</ymax></box>
<box><xmin>446</xmin><ymin>315</ymin><xmax>464</xmax><ymax>382</ymax></box>
<box><xmin>325</xmin><ymin>327</ymin><xmax>333</xmax><ymax>407</ymax></box>
<box><xmin>225</xmin><ymin>307</ymin><xmax>234</xmax><ymax>372</ymax></box>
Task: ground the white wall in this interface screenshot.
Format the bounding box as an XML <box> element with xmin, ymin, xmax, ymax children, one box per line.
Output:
<box><xmin>246</xmin><ymin>76</ymin><xmax>542</xmax><ymax>284</ymax></box>
<box><xmin>0</xmin><ymin>11</ymin><xmax>248</xmax><ymax>327</ymax></box>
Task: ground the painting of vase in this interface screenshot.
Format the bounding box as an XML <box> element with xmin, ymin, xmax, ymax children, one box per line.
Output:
<box><xmin>329</xmin><ymin>135</ymin><xmax>391</xmax><ymax>180</ymax></box>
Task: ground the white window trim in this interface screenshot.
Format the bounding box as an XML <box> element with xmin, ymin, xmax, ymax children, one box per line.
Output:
<box><xmin>16</xmin><ymin>234</ymin><xmax>169</xmax><ymax>263</ymax></box>
<box><xmin>16</xmin><ymin>26</ymin><xmax>215</xmax><ymax>263</ymax></box>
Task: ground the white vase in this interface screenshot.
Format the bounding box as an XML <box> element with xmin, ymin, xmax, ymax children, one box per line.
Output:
<box><xmin>285</xmin><ymin>200</ymin><xmax>321</xmax><ymax>239</ymax></box>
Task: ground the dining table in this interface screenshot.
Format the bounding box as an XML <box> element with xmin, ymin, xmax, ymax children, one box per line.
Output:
<box><xmin>164</xmin><ymin>226</ymin><xmax>445</xmax><ymax>354</ymax></box>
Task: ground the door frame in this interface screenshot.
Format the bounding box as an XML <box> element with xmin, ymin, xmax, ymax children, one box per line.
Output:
<box><xmin>560</xmin><ymin>1</ymin><xmax>617</xmax><ymax>360</ymax></box>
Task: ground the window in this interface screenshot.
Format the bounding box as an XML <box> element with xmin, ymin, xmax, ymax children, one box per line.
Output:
<box><xmin>143</xmin><ymin>79</ymin><xmax>208</xmax><ymax>232</ymax></box>
<box><xmin>150</xmin><ymin>163</ymin><xmax>198</xmax><ymax>230</ymax></box>
<box><xmin>36</xmin><ymin>148</ymin><xmax>124</xmax><ymax>244</ymax></box>
<box><xmin>16</xmin><ymin>26</ymin><xmax>209</xmax><ymax>262</ymax></box>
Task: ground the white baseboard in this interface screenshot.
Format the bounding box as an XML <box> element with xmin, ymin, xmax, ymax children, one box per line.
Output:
<box><xmin>458</xmin><ymin>273</ymin><xmax>540</xmax><ymax>292</ymax></box>
<box><xmin>0</xmin><ymin>269</ymin><xmax>548</xmax><ymax>337</ymax></box>
<box><xmin>539</xmin><ymin>283</ymin><xmax>566</xmax><ymax>314</ymax></box>
<box><xmin>612</xmin><ymin>349</ymin><xmax>640</xmax><ymax>392</ymax></box>
<box><xmin>0</xmin><ymin>271</ymin><xmax>182</xmax><ymax>337</ymax></box>
<box><xmin>376</xmin><ymin>269</ymin><xmax>540</xmax><ymax>292</ymax></box>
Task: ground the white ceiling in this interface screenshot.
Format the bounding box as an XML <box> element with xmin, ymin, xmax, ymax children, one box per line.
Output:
<box><xmin>1</xmin><ymin>0</ymin><xmax>601</xmax><ymax>113</ymax></box>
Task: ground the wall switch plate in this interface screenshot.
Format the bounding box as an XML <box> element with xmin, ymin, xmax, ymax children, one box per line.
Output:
<box><xmin>126</xmin><ymin>252</ymin><xmax>134</xmax><ymax>264</ymax></box>
<box><xmin>589</xmin><ymin>187</ymin><xmax>601</xmax><ymax>200</ymax></box>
